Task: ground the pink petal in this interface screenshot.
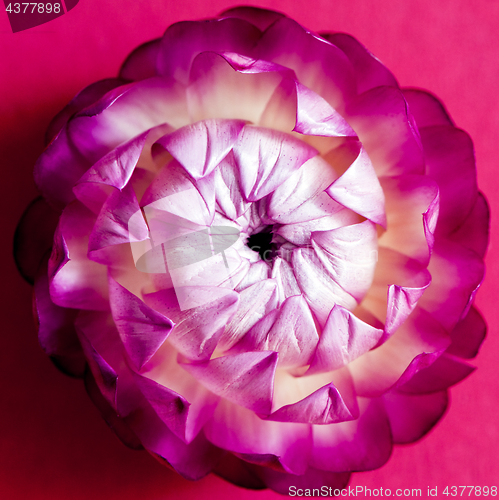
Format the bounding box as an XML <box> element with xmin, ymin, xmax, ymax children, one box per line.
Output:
<box><xmin>311</xmin><ymin>220</ymin><xmax>378</xmax><ymax>301</ymax></box>
<box><xmin>402</xmin><ymin>88</ymin><xmax>453</xmax><ymax>128</ymax></box>
<box><xmin>346</xmin><ymin>86</ymin><xmax>425</xmax><ymax>176</ymax></box>
<box><xmin>397</xmin><ymin>353</ymin><xmax>475</xmax><ymax>394</ymax></box>
<box><xmin>34</xmin><ymin>127</ymin><xmax>92</xmax><ymax>209</ymax></box>
<box><xmin>327</xmin><ymin>146</ymin><xmax>386</xmax><ymax>227</ymax></box>
<box><xmin>378</xmin><ymin>175</ymin><xmax>439</xmax><ymax>265</ymax></box>
<box><xmin>119</xmin><ymin>39</ymin><xmax>161</xmax><ymax>81</ymax></box>
<box><xmin>181</xmin><ymin>351</ymin><xmax>277</xmax><ymax>415</ymax></box>
<box><xmin>294</xmin><ymin>82</ymin><xmax>355</xmax><ymax>136</ymax></box>
<box><xmin>382</xmin><ymin>389</ymin><xmax>448</xmax><ymax>444</ymax></box>
<box><xmin>212</xmin><ymin>452</ymin><xmax>266</xmax><ymax>490</ymax></box>
<box><xmin>14</xmin><ymin>196</ymin><xmax>60</xmax><ymax>285</ymax></box>
<box><xmin>348</xmin><ymin>306</ymin><xmax>450</xmax><ymax>397</ymax></box>
<box><xmin>157</xmin><ymin>18</ymin><xmax>262</xmax><ymax>84</ymax></box>
<box><xmin>447</xmin><ymin>192</ymin><xmax>489</xmax><ymax>259</ymax></box>
<box><xmin>144</xmin><ymin>287</ymin><xmax>239</xmax><ymax>361</ymax></box>
<box><xmin>311</xmin><ymin>397</ymin><xmax>392</xmax><ymax>472</ymax></box>
<box><xmin>108</xmin><ymin>278</ymin><xmax>173</xmax><ymax>370</ymax></box>
<box><xmin>256</xmin><ymin>17</ymin><xmax>356</xmax><ymax>113</ymax></box>
<box><xmin>308</xmin><ymin>305</ymin><xmax>383</xmax><ymax>373</ymax></box>
<box><xmin>421</xmin><ymin>125</ymin><xmax>478</xmax><ymax>235</ymax></box>
<box><xmin>220</xmin><ymin>6</ymin><xmax>285</xmax><ymax>31</ymax></box>
<box><xmin>204</xmin><ymin>398</ymin><xmax>312</xmax><ymax>475</ymax></box>
<box><xmin>157</xmin><ymin>119</ymin><xmax>245</xmax><ymax>180</ymax></box>
<box><xmin>323</xmin><ymin>32</ymin><xmax>399</xmax><ymax>93</ymax></box>
<box><xmin>45</xmin><ymin>78</ymin><xmax>126</xmax><ymax>145</ymax></box>
<box><xmin>67</xmin><ymin>77</ymin><xmax>189</xmax><ymax>163</ymax></box>
<box><xmin>446</xmin><ymin>305</ymin><xmax>486</xmax><ymax>359</ymax></box>
<box><xmin>132</xmin><ymin>372</ymin><xmax>189</xmax><ymax>442</ymax></box>
<box><xmin>231</xmin><ymin>295</ymin><xmax>318</xmax><ymax>368</ymax></box>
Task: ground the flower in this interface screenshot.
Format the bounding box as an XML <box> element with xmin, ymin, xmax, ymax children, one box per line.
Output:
<box><xmin>14</xmin><ymin>6</ymin><xmax>488</xmax><ymax>494</ymax></box>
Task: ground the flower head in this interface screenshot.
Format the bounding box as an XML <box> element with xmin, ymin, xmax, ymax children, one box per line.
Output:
<box><xmin>15</xmin><ymin>7</ymin><xmax>488</xmax><ymax>494</ymax></box>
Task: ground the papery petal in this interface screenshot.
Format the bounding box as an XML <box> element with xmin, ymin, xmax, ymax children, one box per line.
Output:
<box><xmin>231</xmin><ymin>295</ymin><xmax>318</xmax><ymax>368</ymax></box>
<box><xmin>204</xmin><ymin>398</ymin><xmax>312</xmax><ymax>475</ymax></box>
<box><xmin>14</xmin><ymin>196</ymin><xmax>60</xmax><ymax>285</ymax></box>
<box><xmin>34</xmin><ymin>261</ymin><xmax>85</xmax><ymax>377</ymax></box>
<box><xmin>311</xmin><ymin>397</ymin><xmax>392</xmax><ymax>472</ymax></box>
<box><xmin>396</xmin><ymin>353</ymin><xmax>475</xmax><ymax>394</ymax></box>
<box><xmin>447</xmin><ymin>192</ymin><xmax>489</xmax><ymax>259</ymax></box>
<box><xmin>256</xmin><ymin>17</ymin><xmax>356</xmax><ymax>112</ymax></box>
<box><xmin>327</xmin><ymin>146</ymin><xmax>386</xmax><ymax>226</ymax></box>
<box><xmin>132</xmin><ymin>372</ymin><xmax>190</xmax><ymax>441</ymax></box>
<box><xmin>378</xmin><ymin>175</ymin><xmax>439</xmax><ymax>265</ymax></box>
<box><xmin>108</xmin><ymin>277</ymin><xmax>173</xmax><ymax>369</ymax></box>
<box><xmin>144</xmin><ymin>287</ymin><xmax>239</xmax><ymax>361</ymax></box>
<box><xmin>157</xmin><ymin>119</ymin><xmax>245</xmax><ymax>180</ymax></box>
<box><xmin>291</xmin><ymin>247</ymin><xmax>358</xmax><ymax>326</ymax></box>
<box><xmin>446</xmin><ymin>306</ymin><xmax>486</xmax><ymax>359</ymax></box>
<box><xmin>346</xmin><ymin>86</ymin><xmax>425</xmax><ymax>176</ymax></box>
<box><xmin>308</xmin><ymin>305</ymin><xmax>383</xmax><ymax>373</ymax></box>
<box><xmin>220</xmin><ymin>6</ymin><xmax>285</xmax><ymax>31</ymax></box>
<box><xmin>382</xmin><ymin>389</ymin><xmax>448</xmax><ymax>444</ymax></box>
<box><xmin>68</xmin><ymin>77</ymin><xmax>189</xmax><ymax>163</ymax></box>
<box><xmin>119</xmin><ymin>39</ymin><xmax>161</xmax><ymax>81</ymax></box>
<box><xmin>419</xmin><ymin>240</ymin><xmax>485</xmax><ymax>331</ymax></box>
<box><xmin>157</xmin><ymin>18</ymin><xmax>262</xmax><ymax>84</ymax></box>
<box><xmin>348</xmin><ymin>306</ymin><xmax>450</xmax><ymax>397</ymax></box>
<box><xmin>402</xmin><ymin>88</ymin><xmax>453</xmax><ymax>128</ymax></box>
<box><xmin>421</xmin><ymin>125</ymin><xmax>478</xmax><ymax>235</ymax></box>
<box><xmin>294</xmin><ymin>82</ymin><xmax>356</xmax><ymax>136</ymax></box>
<box><xmin>323</xmin><ymin>32</ymin><xmax>398</xmax><ymax>93</ymax></box>
<box><xmin>220</xmin><ymin>279</ymin><xmax>279</xmax><ymax>350</ymax></box>
<box><xmin>181</xmin><ymin>351</ymin><xmax>278</xmax><ymax>415</ymax></box>
<box><xmin>311</xmin><ymin>220</ymin><xmax>378</xmax><ymax>301</ymax></box>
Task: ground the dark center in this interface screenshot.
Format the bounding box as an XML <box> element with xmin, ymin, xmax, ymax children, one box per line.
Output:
<box><xmin>246</xmin><ymin>228</ymin><xmax>276</xmax><ymax>263</ymax></box>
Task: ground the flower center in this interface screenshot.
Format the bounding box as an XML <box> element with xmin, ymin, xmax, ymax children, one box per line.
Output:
<box><xmin>246</xmin><ymin>227</ymin><xmax>277</xmax><ymax>264</ymax></box>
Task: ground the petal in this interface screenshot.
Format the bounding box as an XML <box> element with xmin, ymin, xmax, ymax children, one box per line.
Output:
<box><xmin>157</xmin><ymin>119</ymin><xmax>245</xmax><ymax>180</ymax></box>
<box><xmin>157</xmin><ymin>18</ymin><xmax>262</xmax><ymax>84</ymax></box>
<box><xmin>119</xmin><ymin>39</ymin><xmax>161</xmax><ymax>81</ymax></box>
<box><xmin>144</xmin><ymin>286</ymin><xmax>239</xmax><ymax>361</ymax></box>
<box><xmin>327</xmin><ymin>146</ymin><xmax>386</xmax><ymax>226</ymax></box>
<box><xmin>447</xmin><ymin>192</ymin><xmax>489</xmax><ymax>259</ymax></box>
<box><xmin>446</xmin><ymin>305</ymin><xmax>486</xmax><ymax>359</ymax></box>
<box><xmin>377</xmin><ymin>174</ymin><xmax>439</xmax><ymax>265</ymax></box>
<box><xmin>382</xmin><ymin>389</ymin><xmax>448</xmax><ymax>444</ymax></box>
<box><xmin>420</xmin><ymin>125</ymin><xmax>478</xmax><ymax>235</ymax></box>
<box><xmin>291</xmin><ymin>247</ymin><xmax>358</xmax><ymax>326</ymax></box>
<box><xmin>46</xmin><ymin>78</ymin><xmax>126</xmax><ymax>145</ymax></box>
<box><xmin>220</xmin><ymin>6</ymin><xmax>285</xmax><ymax>31</ymax></box>
<box><xmin>181</xmin><ymin>351</ymin><xmax>278</xmax><ymax>415</ymax></box>
<box><xmin>294</xmin><ymin>82</ymin><xmax>356</xmax><ymax>137</ymax></box>
<box><xmin>187</xmin><ymin>52</ymin><xmax>285</xmax><ymax>124</ymax></box>
<box><xmin>311</xmin><ymin>220</ymin><xmax>378</xmax><ymax>301</ymax></box>
<box><xmin>67</xmin><ymin>77</ymin><xmax>189</xmax><ymax>164</ymax></box>
<box><xmin>256</xmin><ymin>17</ymin><xmax>356</xmax><ymax>112</ymax></box>
<box><xmin>346</xmin><ymin>86</ymin><xmax>425</xmax><ymax>176</ymax></box>
<box><xmin>231</xmin><ymin>295</ymin><xmax>319</xmax><ymax>368</ymax></box>
<box><xmin>323</xmin><ymin>32</ymin><xmax>398</xmax><ymax>93</ymax></box>
<box><xmin>212</xmin><ymin>452</ymin><xmax>266</xmax><ymax>490</ymax></box>
<box><xmin>14</xmin><ymin>196</ymin><xmax>60</xmax><ymax>285</ymax></box>
<box><xmin>308</xmin><ymin>305</ymin><xmax>383</xmax><ymax>373</ymax></box>
<box><xmin>132</xmin><ymin>372</ymin><xmax>190</xmax><ymax>442</ymax></box>
<box><xmin>108</xmin><ymin>277</ymin><xmax>173</xmax><ymax>369</ymax></box>
<box><xmin>204</xmin><ymin>398</ymin><xmax>312</xmax><ymax>475</ymax></box>
<box><xmin>402</xmin><ymin>88</ymin><xmax>453</xmax><ymax>128</ymax></box>
<box><xmin>348</xmin><ymin>306</ymin><xmax>450</xmax><ymax>397</ymax></box>
<box><xmin>396</xmin><ymin>353</ymin><xmax>475</xmax><ymax>394</ymax></box>
<box><xmin>311</xmin><ymin>397</ymin><xmax>392</xmax><ymax>472</ymax></box>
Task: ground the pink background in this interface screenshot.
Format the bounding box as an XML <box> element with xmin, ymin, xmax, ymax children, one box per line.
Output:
<box><xmin>1</xmin><ymin>0</ymin><xmax>498</xmax><ymax>498</ymax></box>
